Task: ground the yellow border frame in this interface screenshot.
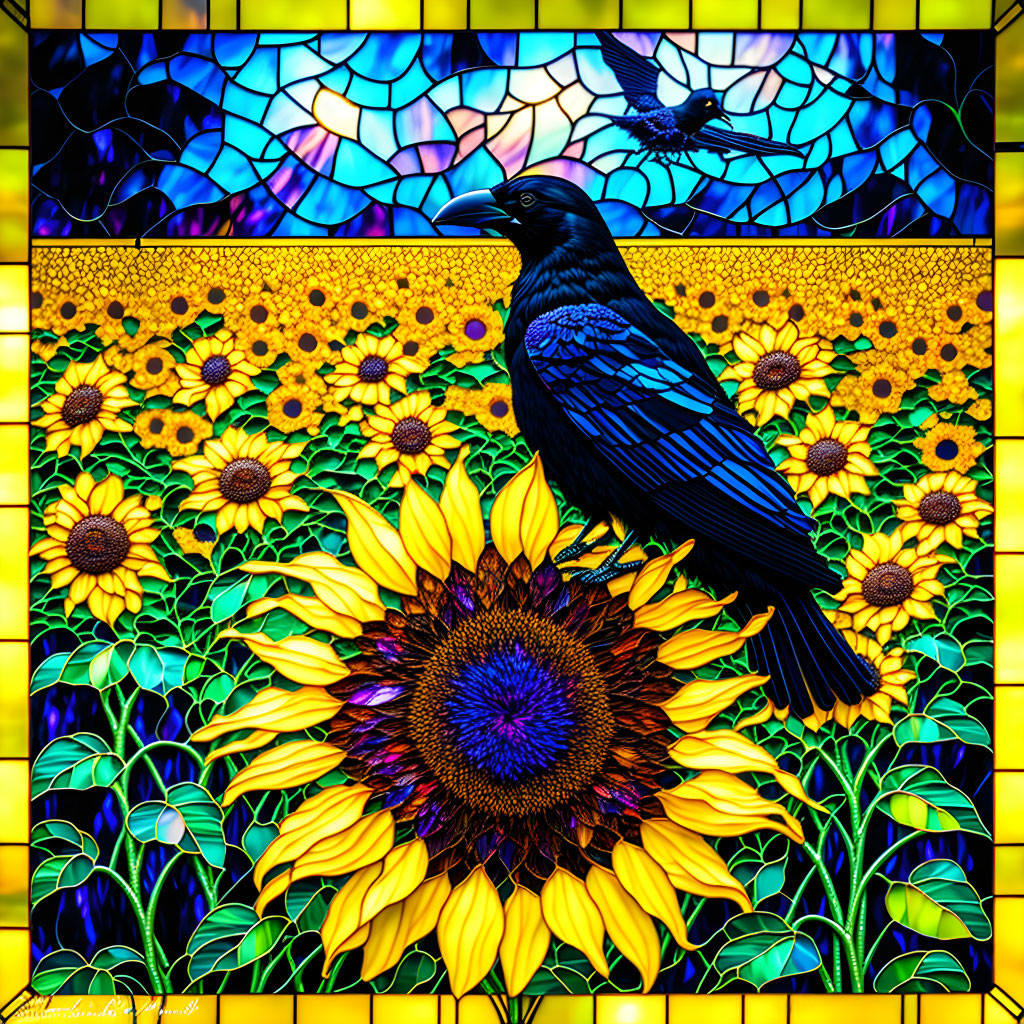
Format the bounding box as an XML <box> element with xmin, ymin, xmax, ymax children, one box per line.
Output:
<box><xmin>2</xmin><ymin>3</ymin><xmax>1018</xmax><ymax>1021</ymax></box>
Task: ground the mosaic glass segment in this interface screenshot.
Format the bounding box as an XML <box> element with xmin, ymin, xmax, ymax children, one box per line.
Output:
<box><xmin>30</xmin><ymin>30</ymin><xmax>993</xmax><ymax>238</ymax></box>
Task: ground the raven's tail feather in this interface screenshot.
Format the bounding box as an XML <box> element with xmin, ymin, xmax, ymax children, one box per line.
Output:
<box><xmin>743</xmin><ymin>590</ymin><xmax>878</xmax><ymax>722</ymax></box>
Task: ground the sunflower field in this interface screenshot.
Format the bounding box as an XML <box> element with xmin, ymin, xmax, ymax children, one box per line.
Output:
<box><xmin>27</xmin><ymin>243</ymin><xmax>992</xmax><ymax>1002</ymax></box>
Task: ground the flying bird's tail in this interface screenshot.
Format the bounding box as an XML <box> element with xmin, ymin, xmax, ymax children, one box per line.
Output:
<box><xmin>689</xmin><ymin>126</ymin><xmax>803</xmax><ymax>157</ymax></box>
<box><xmin>740</xmin><ymin>589</ymin><xmax>879</xmax><ymax>723</ymax></box>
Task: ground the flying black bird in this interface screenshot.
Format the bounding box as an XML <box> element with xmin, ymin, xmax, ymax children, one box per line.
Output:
<box><xmin>596</xmin><ymin>31</ymin><xmax>803</xmax><ymax>160</ymax></box>
<box><xmin>433</xmin><ymin>176</ymin><xmax>876</xmax><ymax>721</ymax></box>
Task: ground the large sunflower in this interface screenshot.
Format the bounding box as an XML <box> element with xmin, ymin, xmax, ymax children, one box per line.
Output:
<box><xmin>30</xmin><ymin>471</ymin><xmax>171</xmax><ymax>626</ymax></box>
<box><xmin>837</xmin><ymin>532</ymin><xmax>950</xmax><ymax>645</ymax></box>
<box><xmin>829</xmin><ymin>631</ymin><xmax>913</xmax><ymax>728</ymax></box>
<box><xmin>173</xmin><ymin>332</ymin><xmax>259</xmax><ymax>421</ymax></box>
<box><xmin>718</xmin><ymin>321</ymin><xmax>834</xmax><ymax>426</ymax></box>
<box><xmin>192</xmin><ymin>453</ymin><xmax>822</xmax><ymax>996</ymax></box>
<box><xmin>325</xmin><ymin>333</ymin><xmax>423</xmax><ymax>406</ymax></box>
<box><xmin>776</xmin><ymin>406</ymin><xmax>878</xmax><ymax>509</ymax></box>
<box><xmin>894</xmin><ymin>470</ymin><xmax>992</xmax><ymax>554</ymax></box>
<box><xmin>34</xmin><ymin>357</ymin><xmax>134</xmax><ymax>458</ymax></box>
<box><xmin>173</xmin><ymin>427</ymin><xmax>309</xmax><ymax>534</ymax></box>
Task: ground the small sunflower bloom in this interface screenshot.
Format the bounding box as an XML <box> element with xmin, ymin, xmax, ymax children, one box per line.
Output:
<box><xmin>174</xmin><ymin>427</ymin><xmax>309</xmax><ymax>535</ymax></box>
<box><xmin>444</xmin><ymin>382</ymin><xmax>519</xmax><ymax>437</ymax></box>
<box><xmin>895</xmin><ymin>471</ymin><xmax>992</xmax><ymax>554</ymax></box>
<box><xmin>914</xmin><ymin>422</ymin><xmax>985</xmax><ymax>474</ymax></box>
<box><xmin>447</xmin><ymin>303</ymin><xmax>505</xmax><ymax>367</ymax></box>
<box><xmin>829</xmin><ymin>631</ymin><xmax>913</xmax><ymax>727</ymax></box>
<box><xmin>829</xmin><ymin>356</ymin><xmax>915</xmax><ymax>424</ymax></box>
<box><xmin>129</xmin><ymin>340</ymin><xmax>179</xmax><ymax>398</ymax></box>
<box><xmin>719</xmin><ymin>321</ymin><xmax>835</xmax><ymax>425</ymax></box>
<box><xmin>173</xmin><ymin>332</ymin><xmax>258</xmax><ymax>421</ymax></box>
<box><xmin>776</xmin><ymin>406</ymin><xmax>878</xmax><ymax>509</ymax></box>
<box><xmin>837</xmin><ymin>532</ymin><xmax>950</xmax><ymax>644</ymax></box>
<box><xmin>267</xmin><ymin>385</ymin><xmax>324</xmax><ymax>436</ymax></box>
<box><xmin>358</xmin><ymin>391</ymin><xmax>460</xmax><ymax>487</ymax></box>
<box><xmin>325</xmin><ymin>334</ymin><xmax>422</xmax><ymax>406</ymax></box>
<box><xmin>242</xmin><ymin>329</ymin><xmax>286</xmax><ymax>369</ymax></box>
<box><xmin>30</xmin><ymin>471</ymin><xmax>171</xmax><ymax>626</ymax></box>
<box><xmin>31</xmin><ymin>335</ymin><xmax>69</xmax><ymax>363</ymax></box>
<box><xmin>283</xmin><ymin>323</ymin><xmax>333</xmax><ymax>365</ymax></box>
<box><xmin>34</xmin><ymin>356</ymin><xmax>134</xmax><ymax>458</ymax></box>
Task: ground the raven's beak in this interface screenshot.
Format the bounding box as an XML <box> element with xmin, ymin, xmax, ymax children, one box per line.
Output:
<box><xmin>717</xmin><ymin>109</ymin><xmax>733</xmax><ymax>128</ymax></box>
<box><xmin>432</xmin><ymin>189</ymin><xmax>513</xmax><ymax>229</ymax></box>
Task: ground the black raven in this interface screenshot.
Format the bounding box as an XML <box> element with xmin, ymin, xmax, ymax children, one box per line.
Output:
<box><xmin>596</xmin><ymin>31</ymin><xmax>803</xmax><ymax>160</ymax></box>
<box><xmin>433</xmin><ymin>175</ymin><xmax>876</xmax><ymax>721</ymax></box>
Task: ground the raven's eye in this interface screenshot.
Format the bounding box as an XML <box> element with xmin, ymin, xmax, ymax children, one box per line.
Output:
<box><xmin>519</xmin><ymin>193</ymin><xmax>536</xmax><ymax>208</ymax></box>
<box><xmin>705</xmin><ymin>99</ymin><xmax>713</xmax><ymax>107</ymax></box>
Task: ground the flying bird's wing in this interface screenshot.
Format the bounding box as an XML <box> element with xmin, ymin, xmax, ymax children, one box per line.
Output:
<box><xmin>596</xmin><ymin>31</ymin><xmax>662</xmax><ymax>113</ymax></box>
<box><xmin>687</xmin><ymin>126</ymin><xmax>803</xmax><ymax>157</ymax></box>
<box><xmin>524</xmin><ymin>303</ymin><xmax>836</xmax><ymax>590</ymax></box>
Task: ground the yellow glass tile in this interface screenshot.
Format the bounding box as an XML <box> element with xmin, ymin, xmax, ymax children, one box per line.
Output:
<box><xmin>802</xmin><ymin>0</ymin><xmax>870</xmax><ymax>28</ymax></box>
<box><xmin>902</xmin><ymin>996</ymin><xmax>919</xmax><ymax>1024</ymax></box>
<box><xmin>350</xmin><ymin>0</ymin><xmax>419</xmax><ymax>29</ymax></box>
<box><xmin>0</xmin><ymin>19</ymin><xmax>28</xmax><ymax>146</ymax></box>
<box><xmin>0</xmin><ymin>425</ymin><xmax>27</xmax><ymax>505</ymax></box>
<box><xmin>0</xmin><ymin>928</ymin><xmax>29</xmax><ymax>1001</ymax></box>
<box><xmin>221</xmin><ymin>995</ymin><xmax>292</xmax><ymax>1024</ymax></box>
<box><xmin>0</xmin><ymin>845</ymin><xmax>27</xmax><ymax>926</ymax></box>
<box><xmin>995</xmin><ymin>771</ymin><xmax>1024</xmax><ymax>843</ymax></box>
<box><xmin>0</xmin><ymin>335</ymin><xmax>28</xmax><ymax>423</ymax></box>
<box><xmin>0</xmin><ymin>761</ymin><xmax>28</xmax><ymax>842</ymax></box>
<box><xmin>986</xmin><ymin>993</ymin><xmax>1021</xmax><ymax>1024</ymax></box>
<box><xmin>597</xmin><ymin>996</ymin><xmax>666</xmax><ymax>1024</ymax></box>
<box><xmin>995</xmin><ymin>687</ymin><xmax>1024</xmax><ymax>770</ymax></box>
<box><xmin>920</xmin><ymin>994</ymin><xmax>982</xmax><ymax>1024</ymax></box>
<box><xmin>995</xmin><ymin>554</ymin><xmax>1024</xmax><ymax>684</ymax></box>
<box><xmin>532</xmin><ymin>997</ymin><xmax>595</xmax><ymax>1024</ymax></box>
<box><xmin>85</xmin><ymin>0</ymin><xmax>159</xmax><ymax>28</ymax></box>
<box><xmin>242</xmin><ymin>0</ymin><xmax>347</xmax><ymax>27</ymax></box>
<box><xmin>451</xmin><ymin>997</ymin><xmax>497</xmax><ymax>1024</ymax></box>
<box><xmin>470</xmin><ymin>0</ymin><xmax>534</xmax><ymax>27</ymax></box>
<box><xmin>996</xmin><ymin>441</ymin><xmax>1024</xmax><ymax>549</ymax></box>
<box><xmin>994</xmin><ymin>845</ymin><xmax>1024</xmax><ymax>894</ymax></box>
<box><xmin>0</xmin><ymin>642</ymin><xmax>28</xmax><ymax>758</ymax></box>
<box><xmin>792</xmin><ymin>996</ymin><xmax>899</xmax><ymax>1024</ymax></box>
<box><xmin>692</xmin><ymin>0</ymin><xmax>758</xmax><ymax>26</ymax></box>
<box><xmin>997</xmin><ymin>28</ymin><xmax>1024</xmax><ymax>143</ymax></box>
<box><xmin>744</xmin><ymin>994</ymin><xmax>787</xmax><ymax>1024</ymax></box>
<box><xmin>760</xmin><ymin>0</ymin><xmax>800</xmax><ymax>28</ymax></box>
<box><xmin>539</xmin><ymin>0</ymin><xmax>616</xmax><ymax>27</ymax></box>
<box><xmin>623</xmin><ymin>0</ymin><xmax>690</xmax><ymax>28</ymax></box>
<box><xmin>996</xmin><ymin>154</ymin><xmax>1024</xmax><ymax>255</ymax></box>
<box><xmin>209</xmin><ymin>0</ymin><xmax>236</xmax><ymax>28</ymax></box>
<box><xmin>28</xmin><ymin>0</ymin><xmax>81</xmax><ymax>26</ymax></box>
<box><xmin>162</xmin><ymin>0</ymin><xmax>207</xmax><ymax>28</ymax></box>
<box><xmin>439</xmin><ymin>995</ymin><xmax>455</xmax><ymax>1024</ymax></box>
<box><xmin>995</xmin><ymin>259</ymin><xmax>1024</xmax><ymax>437</ymax></box>
<box><xmin>994</xmin><ymin>898</ymin><xmax>1024</xmax><ymax>992</ymax></box>
<box><xmin>425</xmin><ymin>0</ymin><xmax>467</xmax><ymax>28</ymax></box>
<box><xmin>920</xmin><ymin>0</ymin><xmax>989</xmax><ymax>26</ymax></box>
<box><xmin>130</xmin><ymin>997</ymin><xmax>217</xmax><ymax>1024</ymax></box>
<box><xmin>0</xmin><ymin>151</ymin><xmax>28</xmax><ymax>265</ymax></box>
<box><xmin>0</xmin><ymin>508</ymin><xmax>25</xmax><ymax>639</ymax></box>
<box><xmin>298</xmin><ymin>996</ymin><xmax>370</xmax><ymax>1024</ymax></box>
<box><xmin>669</xmin><ymin>995</ymin><xmax>742</xmax><ymax>1024</ymax></box>
<box><xmin>873</xmin><ymin>0</ymin><xmax>916</xmax><ymax>26</ymax></box>
<box><xmin>372</xmin><ymin>996</ymin><xmax>439</xmax><ymax>1024</ymax></box>
<box><xmin>0</xmin><ymin>267</ymin><xmax>28</xmax><ymax>334</ymax></box>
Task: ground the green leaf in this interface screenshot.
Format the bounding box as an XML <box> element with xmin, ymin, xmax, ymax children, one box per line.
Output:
<box><xmin>31</xmin><ymin>734</ymin><xmax>125</xmax><ymax>798</ymax></box>
<box><xmin>129</xmin><ymin>644</ymin><xmax>189</xmax><ymax>694</ymax></box>
<box><xmin>714</xmin><ymin>913</ymin><xmax>821</xmax><ymax>990</ymax></box>
<box><xmin>243</xmin><ymin>822</ymin><xmax>278</xmax><ymax>864</ymax></box>
<box><xmin>885</xmin><ymin>860</ymin><xmax>991</xmax><ymax>941</ymax></box>
<box><xmin>894</xmin><ymin>698</ymin><xmax>990</xmax><ymax>747</ymax></box>
<box><xmin>30</xmin><ymin>820</ymin><xmax>100</xmax><ymax>904</ymax></box>
<box><xmin>33</xmin><ymin>947</ymin><xmax>146</xmax><ymax>995</ymax></box>
<box><xmin>186</xmin><ymin>903</ymin><xmax>289</xmax><ymax>981</ymax></box>
<box><xmin>30</xmin><ymin>642</ymin><xmax>111</xmax><ymax>693</ymax></box>
<box><xmin>876</xmin><ymin>765</ymin><xmax>989</xmax><ymax>836</ymax></box>
<box><xmin>905</xmin><ymin>635</ymin><xmax>966</xmax><ymax>673</ymax></box>
<box><xmin>88</xmin><ymin>640</ymin><xmax>134</xmax><ymax>688</ymax></box>
<box><xmin>873</xmin><ymin>950</ymin><xmax>971</xmax><ymax>993</ymax></box>
<box><xmin>126</xmin><ymin>782</ymin><xmax>226</xmax><ymax>868</ymax></box>
<box><xmin>730</xmin><ymin>843</ymin><xmax>787</xmax><ymax>907</ymax></box>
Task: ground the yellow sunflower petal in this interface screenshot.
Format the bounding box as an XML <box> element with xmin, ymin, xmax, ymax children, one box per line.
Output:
<box><xmin>540</xmin><ymin>867</ymin><xmax>608</xmax><ymax>977</ymax></box>
<box><xmin>660</xmin><ymin>674</ymin><xmax>769</xmax><ymax>732</ymax></box>
<box><xmin>633</xmin><ymin>588</ymin><xmax>737</xmax><ymax>632</ymax></box>
<box><xmin>321</xmin><ymin>864</ymin><xmax>384</xmax><ymax>973</ymax></box>
<box><xmin>219</xmin><ymin>629</ymin><xmax>350</xmax><ymax>686</ymax></box>
<box><xmin>331</xmin><ymin>490</ymin><xmax>418</xmax><ymax>596</ymax></box>
<box><xmin>191</xmin><ymin>687</ymin><xmax>342</xmax><ymax>744</ymax></box>
<box><xmin>221</xmin><ymin>741</ymin><xmax>344</xmax><ymax>806</ymax></box>
<box><xmin>245</xmin><ymin>594</ymin><xmax>364</xmax><ymax>639</ymax></box>
<box><xmin>437</xmin><ymin>865</ymin><xmax>504</xmax><ymax>998</ymax></box>
<box><xmin>440</xmin><ymin>446</ymin><xmax>485</xmax><ymax>572</ymax></box>
<box><xmin>362</xmin><ymin>874</ymin><xmax>452</xmax><ymax>981</ymax></box>
<box><xmin>399</xmin><ymin>480</ymin><xmax>452</xmax><ymax>580</ymax></box>
<box><xmin>362</xmin><ymin>839</ymin><xmax>430</xmax><ymax>922</ymax></box>
<box><xmin>490</xmin><ymin>454</ymin><xmax>559</xmax><ymax>568</ymax></box>
<box><xmin>586</xmin><ymin>866</ymin><xmax>661</xmax><ymax>993</ymax></box>
<box><xmin>200</xmin><ymin>730</ymin><xmax>277</xmax><ymax>763</ymax></box>
<box><xmin>627</xmin><ymin>541</ymin><xmax>693</xmax><ymax>609</ymax></box>
<box><xmin>657</xmin><ymin>610</ymin><xmax>773</xmax><ymax>671</ymax></box>
<box><xmin>610</xmin><ymin>841</ymin><xmax>695</xmax><ymax>949</ymax></box>
<box><xmin>499</xmin><ymin>886</ymin><xmax>550</xmax><ymax>997</ymax></box>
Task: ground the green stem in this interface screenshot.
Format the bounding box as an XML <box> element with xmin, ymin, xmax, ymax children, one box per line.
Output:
<box><xmin>864</xmin><ymin>920</ymin><xmax>893</xmax><ymax>971</ymax></box>
<box><xmin>851</xmin><ymin>830</ymin><xmax>921</xmax><ymax>908</ymax></box>
<box><xmin>144</xmin><ymin>851</ymin><xmax>183</xmax><ymax>972</ymax></box>
<box><xmin>94</xmin><ymin>865</ymin><xmax>166</xmax><ymax>991</ymax></box>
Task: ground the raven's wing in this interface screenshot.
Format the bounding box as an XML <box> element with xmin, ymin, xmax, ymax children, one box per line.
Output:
<box><xmin>524</xmin><ymin>303</ymin><xmax>836</xmax><ymax>590</ymax></box>
<box><xmin>596</xmin><ymin>31</ymin><xmax>662</xmax><ymax>113</ymax></box>
<box><xmin>688</xmin><ymin>126</ymin><xmax>803</xmax><ymax>157</ymax></box>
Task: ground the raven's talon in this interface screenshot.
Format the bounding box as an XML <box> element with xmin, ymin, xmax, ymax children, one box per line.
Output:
<box><xmin>568</xmin><ymin>559</ymin><xmax>646</xmax><ymax>586</ymax></box>
<box><xmin>552</xmin><ymin>517</ymin><xmax>610</xmax><ymax>566</ymax></box>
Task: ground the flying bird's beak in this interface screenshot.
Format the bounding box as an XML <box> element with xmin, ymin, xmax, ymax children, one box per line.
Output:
<box><xmin>432</xmin><ymin>189</ymin><xmax>513</xmax><ymax>230</ymax></box>
<box><xmin>717</xmin><ymin>108</ymin><xmax>733</xmax><ymax>127</ymax></box>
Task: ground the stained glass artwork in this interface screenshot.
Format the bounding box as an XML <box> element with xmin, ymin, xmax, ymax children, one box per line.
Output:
<box><xmin>4</xmin><ymin>9</ymin><xmax>1015</xmax><ymax>1021</ymax></box>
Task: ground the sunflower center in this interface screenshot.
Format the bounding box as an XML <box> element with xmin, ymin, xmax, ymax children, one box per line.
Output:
<box><xmin>61</xmin><ymin>385</ymin><xmax>104</xmax><ymax>427</ymax></box>
<box><xmin>410</xmin><ymin>607</ymin><xmax>614</xmax><ymax>816</ymax></box>
<box><xmin>805</xmin><ymin>438</ymin><xmax>848</xmax><ymax>476</ymax></box>
<box><xmin>358</xmin><ymin>355</ymin><xmax>389</xmax><ymax>383</ymax></box>
<box><xmin>861</xmin><ymin>562</ymin><xmax>915</xmax><ymax>608</ymax></box>
<box><xmin>219</xmin><ymin>458</ymin><xmax>272</xmax><ymax>503</ymax></box>
<box><xmin>752</xmin><ymin>351</ymin><xmax>801</xmax><ymax>391</ymax></box>
<box><xmin>201</xmin><ymin>355</ymin><xmax>232</xmax><ymax>386</ymax></box>
<box><xmin>918</xmin><ymin>490</ymin><xmax>962</xmax><ymax>525</ymax></box>
<box><xmin>66</xmin><ymin>515</ymin><xmax>130</xmax><ymax>574</ymax></box>
<box><xmin>391</xmin><ymin>416</ymin><xmax>431</xmax><ymax>455</ymax></box>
